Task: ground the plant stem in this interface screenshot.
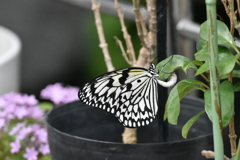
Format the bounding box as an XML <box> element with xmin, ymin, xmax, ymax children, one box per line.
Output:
<box><xmin>235</xmin><ymin>139</ymin><xmax>240</xmax><ymax>160</ymax></box>
<box><xmin>228</xmin><ymin>115</ymin><xmax>237</xmax><ymax>156</ymax></box>
<box><xmin>228</xmin><ymin>70</ymin><xmax>237</xmax><ymax>156</ymax></box>
<box><xmin>205</xmin><ymin>0</ymin><xmax>224</xmax><ymax>159</ymax></box>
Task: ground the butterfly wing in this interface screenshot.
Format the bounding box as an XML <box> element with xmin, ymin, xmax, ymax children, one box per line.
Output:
<box><xmin>78</xmin><ymin>67</ymin><xmax>158</xmax><ymax>128</ymax></box>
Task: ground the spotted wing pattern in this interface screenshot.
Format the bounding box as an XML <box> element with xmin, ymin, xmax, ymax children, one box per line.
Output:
<box><xmin>78</xmin><ymin>65</ymin><xmax>158</xmax><ymax>128</ymax></box>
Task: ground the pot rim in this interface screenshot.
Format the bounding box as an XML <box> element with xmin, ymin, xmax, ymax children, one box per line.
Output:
<box><xmin>47</xmin><ymin>96</ymin><xmax>213</xmax><ymax>146</ymax></box>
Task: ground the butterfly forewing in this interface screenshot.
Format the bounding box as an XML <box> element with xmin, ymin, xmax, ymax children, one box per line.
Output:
<box><xmin>78</xmin><ymin>65</ymin><xmax>159</xmax><ymax>128</ymax></box>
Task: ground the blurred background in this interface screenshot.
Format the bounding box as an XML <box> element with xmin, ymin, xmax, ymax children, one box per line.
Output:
<box><xmin>0</xmin><ymin>0</ymin><xmax>232</xmax><ymax>96</ymax></box>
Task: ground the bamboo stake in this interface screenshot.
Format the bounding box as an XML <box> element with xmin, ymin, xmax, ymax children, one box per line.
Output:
<box><xmin>206</xmin><ymin>0</ymin><xmax>224</xmax><ymax>159</ymax></box>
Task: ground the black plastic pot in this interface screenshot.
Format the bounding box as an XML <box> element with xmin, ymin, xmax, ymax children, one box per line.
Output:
<box><xmin>47</xmin><ymin>96</ymin><xmax>213</xmax><ymax>160</ymax></box>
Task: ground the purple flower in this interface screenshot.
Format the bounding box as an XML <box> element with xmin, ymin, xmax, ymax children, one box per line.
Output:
<box><xmin>10</xmin><ymin>140</ymin><xmax>21</xmax><ymax>153</ymax></box>
<box><xmin>34</xmin><ymin>128</ymin><xmax>48</xmax><ymax>143</ymax></box>
<box><xmin>15</xmin><ymin>106</ymin><xmax>28</xmax><ymax>119</ymax></box>
<box><xmin>40</xmin><ymin>83</ymin><xmax>79</xmax><ymax>105</ymax></box>
<box><xmin>34</xmin><ymin>129</ymin><xmax>47</xmax><ymax>143</ymax></box>
<box><xmin>3</xmin><ymin>104</ymin><xmax>15</xmax><ymax>114</ymax></box>
<box><xmin>27</xmin><ymin>106</ymin><xmax>44</xmax><ymax>119</ymax></box>
<box><xmin>22</xmin><ymin>94</ymin><xmax>38</xmax><ymax>106</ymax></box>
<box><xmin>10</xmin><ymin>123</ymin><xmax>50</xmax><ymax>158</ymax></box>
<box><xmin>23</xmin><ymin>147</ymin><xmax>38</xmax><ymax>160</ymax></box>
<box><xmin>0</xmin><ymin>118</ymin><xmax>5</xmax><ymax>130</ymax></box>
<box><xmin>9</xmin><ymin>122</ymin><xmax>25</xmax><ymax>135</ymax></box>
<box><xmin>0</xmin><ymin>92</ymin><xmax>51</xmax><ymax>158</ymax></box>
<box><xmin>0</xmin><ymin>93</ymin><xmax>40</xmax><ymax>121</ymax></box>
<box><xmin>39</xmin><ymin>144</ymin><xmax>50</xmax><ymax>155</ymax></box>
<box><xmin>16</xmin><ymin>126</ymin><xmax>32</xmax><ymax>140</ymax></box>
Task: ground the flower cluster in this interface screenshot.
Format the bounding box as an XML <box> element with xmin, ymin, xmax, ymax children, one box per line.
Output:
<box><xmin>0</xmin><ymin>93</ymin><xmax>48</xmax><ymax>160</ymax></box>
<box><xmin>0</xmin><ymin>93</ymin><xmax>43</xmax><ymax>131</ymax></box>
<box><xmin>40</xmin><ymin>83</ymin><xmax>79</xmax><ymax>105</ymax></box>
<box><xmin>0</xmin><ymin>83</ymin><xmax>79</xmax><ymax>160</ymax></box>
<box><xmin>10</xmin><ymin>123</ymin><xmax>49</xmax><ymax>160</ymax></box>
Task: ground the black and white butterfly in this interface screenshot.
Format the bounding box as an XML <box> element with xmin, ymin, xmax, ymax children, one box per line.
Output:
<box><xmin>78</xmin><ymin>64</ymin><xmax>177</xmax><ymax>128</ymax></box>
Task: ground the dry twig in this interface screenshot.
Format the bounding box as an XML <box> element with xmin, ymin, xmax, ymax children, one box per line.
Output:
<box><xmin>133</xmin><ymin>0</ymin><xmax>149</xmax><ymax>49</ymax></box>
<box><xmin>114</xmin><ymin>37</ymin><xmax>131</xmax><ymax>65</ymax></box>
<box><xmin>146</xmin><ymin>0</ymin><xmax>157</xmax><ymax>48</ymax></box>
<box><xmin>222</xmin><ymin>0</ymin><xmax>240</xmax><ymax>35</ymax></box>
<box><xmin>92</xmin><ymin>0</ymin><xmax>115</xmax><ymax>72</ymax></box>
<box><xmin>114</xmin><ymin>0</ymin><xmax>136</xmax><ymax>66</ymax></box>
<box><xmin>201</xmin><ymin>150</ymin><xmax>230</xmax><ymax>160</ymax></box>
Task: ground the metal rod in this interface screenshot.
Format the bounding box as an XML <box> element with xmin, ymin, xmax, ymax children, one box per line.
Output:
<box><xmin>58</xmin><ymin>0</ymin><xmax>146</xmax><ymax>21</ymax></box>
<box><xmin>177</xmin><ymin>18</ymin><xmax>240</xmax><ymax>46</ymax></box>
<box><xmin>156</xmin><ymin>0</ymin><xmax>168</xmax><ymax>142</ymax></box>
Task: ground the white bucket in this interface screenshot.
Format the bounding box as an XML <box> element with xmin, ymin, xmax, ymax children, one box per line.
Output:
<box><xmin>0</xmin><ymin>26</ymin><xmax>21</xmax><ymax>95</ymax></box>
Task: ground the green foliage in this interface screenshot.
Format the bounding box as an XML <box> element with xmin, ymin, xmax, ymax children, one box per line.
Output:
<box><xmin>159</xmin><ymin>20</ymin><xmax>240</xmax><ymax>139</ymax></box>
<box><xmin>156</xmin><ymin>55</ymin><xmax>198</xmax><ymax>80</ymax></box>
<box><xmin>182</xmin><ymin>110</ymin><xmax>205</xmax><ymax>139</ymax></box>
<box><xmin>164</xmin><ymin>79</ymin><xmax>206</xmax><ymax>124</ymax></box>
<box><xmin>200</xmin><ymin>20</ymin><xmax>238</xmax><ymax>51</ymax></box>
<box><xmin>204</xmin><ymin>81</ymin><xmax>234</xmax><ymax>127</ymax></box>
<box><xmin>38</xmin><ymin>102</ymin><xmax>54</xmax><ymax>111</ymax></box>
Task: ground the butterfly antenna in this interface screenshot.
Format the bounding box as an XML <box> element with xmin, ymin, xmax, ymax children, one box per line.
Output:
<box><xmin>159</xmin><ymin>55</ymin><xmax>174</xmax><ymax>74</ymax></box>
<box><xmin>151</xmin><ymin>47</ymin><xmax>169</xmax><ymax>64</ymax></box>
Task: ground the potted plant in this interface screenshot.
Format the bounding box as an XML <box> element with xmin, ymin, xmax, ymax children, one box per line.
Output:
<box><xmin>47</xmin><ymin>0</ymin><xmax>240</xmax><ymax>160</ymax></box>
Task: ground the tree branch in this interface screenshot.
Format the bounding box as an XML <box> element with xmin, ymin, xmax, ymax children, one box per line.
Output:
<box><xmin>92</xmin><ymin>0</ymin><xmax>115</xmax><ymax>72</ymax></box>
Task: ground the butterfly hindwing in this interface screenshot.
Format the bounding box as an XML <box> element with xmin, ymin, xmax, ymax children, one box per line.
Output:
<box><xmin>78</xmin><ymin>66</ymin><xmax>159</xmax><ymax>128</ymax></box>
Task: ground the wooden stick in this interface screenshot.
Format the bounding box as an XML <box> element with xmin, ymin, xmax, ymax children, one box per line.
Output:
<box><xmin>201</xmin><ymin>150</ymin><xmax>229</xmax><ymax>160</ymax></box>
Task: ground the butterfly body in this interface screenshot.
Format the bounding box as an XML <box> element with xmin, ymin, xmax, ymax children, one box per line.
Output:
<box><xmin>78</xmin><ymin>64</ymin><xmax>177</xmax><ymax>128</ymax></box>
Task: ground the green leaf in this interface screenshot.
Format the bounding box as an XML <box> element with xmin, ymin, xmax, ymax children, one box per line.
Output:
<box><xmin>230</xmin><ymin>155</ymin><xmax>236</xmax><ymax>160</ymax></box>
<box><xmin>200</xmin><ymin>20</ymin><xmax>237</xmax><ymax>51</ymax></box>
<box><xmin>165</xmin><ymin>79</ymin><xmax>207</xmax><ymax>124</ymax></box>
<box><xmin>195</xmin><ymin>47</ymin><xmax>208</xmax><ymax>61</ymax></box>
<box><xmin>10</xmin><ymin>154</ymin><xmax>26</xmax><ymax>160</ymax></box>
<box><xmin>232</xmin><ymin>70</ymin><xmax>240</xmax><ymax>78</ymax></box>
<box><xmin>38</xmin><ymin>102</ymin><xmax>54</xmax><ymax>111</ymax></box>
<box><xmin>192</xmin><ymin>60</ymin><xmax>203</xmax><ymax>66</ymax></box>
<box><xmin>216</xmin><ymin>54</ymin><xmax>239</xmax><ymax>75</ymax></box>
<box><xmin>195</xmin><ymin>45</ymin><xmax>232</xmax><ymax>62</ymax></box>
<box><xmin>218</xmin><ymin>46</ymin><xmax>232</xmax><ymax>56</ymax></box>
<box><xmin>233</xmin><ymin>82</ymin><xmax>240</xmax><ymax>92</ymax></box>
<box><xmin>196</xmin><ymin>38</ymin><xmax>208</xmax><ymax>51</ymax></box>
<box><xmin>156</xmin><ymin>55</ymin><xmax>197</xmax><ymax>80</ymax></box>
<box><xmin>204</xmin><ymin>81</ymin><xmax>234</xmax><ymax>127</ymax></box>
<box><xmin>221</xmin><ymin>70</ymin><xmax>240</xmax><ymax>79</ymax></box>
<box><xmin>182</xmin><ymin>110</ymin><xmax>205</xmax><ymax>139</ymax></box>
<box><xmin>38</xmin><ymin>155</ymin><xmax>52</xmax><ymax>160</ymax></box>
<box><xmin>194</xmin><ymin>46</ymin><xmax>234</xmax><ymax>76</ymax></box>
<box><xmin>195</xmin><ymin>61</ymin><xmax>209</xmax><ymax>76</ymax></box>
